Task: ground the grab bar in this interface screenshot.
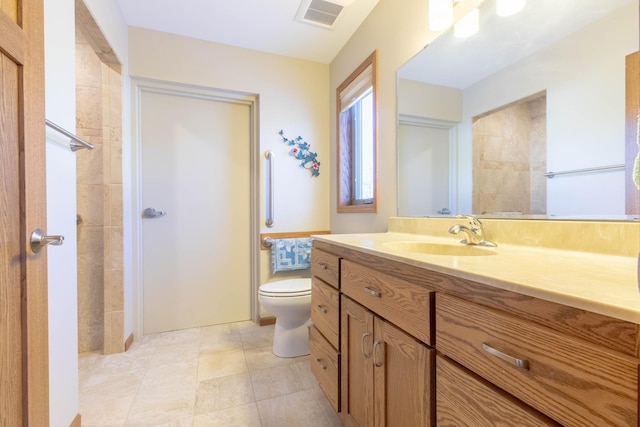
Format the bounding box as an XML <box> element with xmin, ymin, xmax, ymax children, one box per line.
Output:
<box><xmin>545</xmin><ymin>164</ymin><xmax>624</xmax><ymax>178</ymax></box>
<box><xmin>265</xmin><ymin>151</ymin><xmax>275</xmax><ymax>228</ymax></box>
<box><xmin>46</xmin><ymin>119</ymin><xmax>94</xmax><ymax>152</ymax></box>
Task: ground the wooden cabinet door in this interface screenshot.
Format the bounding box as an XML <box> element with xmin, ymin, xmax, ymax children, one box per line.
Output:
<box><xmin>341</xmin><ymin>296</ymin><xmax>374</xmax><ymax>427</ymax></box>
<box><xmin>0</xmin><ymin>0</ymin><xmax>48</xmax><ymax>426</ymax></box>
<box><xmin>373</xmin><ymin>317</ymin><xmax>434</xmax><ymax>427</ymax></box>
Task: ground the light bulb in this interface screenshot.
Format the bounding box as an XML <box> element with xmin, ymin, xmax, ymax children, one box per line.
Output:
<box><xmin>496</xmin><ymin>0</ymin><xmax>526</xmax><ymax>17</ymax></box>
<box><xmin>429</xmin><ymin>0</ymin><xmax>453</xmax><ymax>31</ymax></box>
<box><xmin>454</xmin><ymin>8</ymin><xmax>479</xmax><ymax>38</ymax></box>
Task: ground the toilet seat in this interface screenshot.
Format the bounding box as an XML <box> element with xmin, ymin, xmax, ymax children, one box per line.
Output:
<box><xmin>259</xmin><ymin>279</ymin><xmax>311</xmax><ymax>298</ymax></box>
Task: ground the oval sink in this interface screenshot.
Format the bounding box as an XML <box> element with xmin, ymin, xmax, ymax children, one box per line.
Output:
<box><xmin>383</xmin><ymin>241</ymin><xmax>496</xmax><ymax>256</ymax></box>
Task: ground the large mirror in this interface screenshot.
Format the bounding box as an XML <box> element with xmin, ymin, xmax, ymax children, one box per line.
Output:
<box><xmin>397</xmin><ymin>0</ymin><xmax>639</xmax><ymax>219</ymax></box>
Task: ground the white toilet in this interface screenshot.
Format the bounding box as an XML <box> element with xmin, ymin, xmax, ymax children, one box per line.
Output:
<box><xmin>258</xmin><ymin>278</ymin><xmax>312</xmax><ymax>358</ymax></box>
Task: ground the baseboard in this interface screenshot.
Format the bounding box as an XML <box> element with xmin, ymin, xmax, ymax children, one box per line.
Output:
<box><xmin>259</xmin><ymin>316</ymin><xmax>276</xmax><ymax>326</ymax></box>
<box><xmin>124</xmin><ymin>333</ymin><xmax>134</xmax><ymax>351</ymax></box>
<box><xmin>69</xmin><ymin>413</ymin><xmax>81</xmax><ymax>427</ymax></box>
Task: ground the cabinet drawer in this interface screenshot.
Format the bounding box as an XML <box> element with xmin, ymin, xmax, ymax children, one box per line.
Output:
<box><xmin>311</xmin><ymin>277</ymin><xmax>340</xmax><ymax>349</ymax></box>
<box><xmin>310</xmin><ymin>325</ymin><xmax>340</xmax><ymax>412</ymax></box>
<box><xmin>436</xmin><ymin>293</ymin><xmax>638</xmax><ymax>427</ymax></box>
<box><xmin>341</xmin><ymin>260</ymin><xmax>433</xmax><ymax>345</ymax></box>
<box><xmin>311</xmin><ymin>248</ymin><xmax>340</xmax><ymax>289</ymax></box>
<box><xmin>437</xmin><ymin>356</ymin><xmax>559</xmax><ymax>426</ymax></box>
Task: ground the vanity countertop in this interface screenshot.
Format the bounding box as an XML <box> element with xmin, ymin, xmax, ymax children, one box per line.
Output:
<box><xmin>313</xmin><ymin>232</ymin><xmax>640</xmax><ymax>324</ymax></box>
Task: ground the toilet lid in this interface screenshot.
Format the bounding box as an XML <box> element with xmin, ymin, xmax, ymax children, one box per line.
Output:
<box><xmin>259</xmin><ymin>278</ymin><xmax>311</xmax><ymax>297</ymax></box>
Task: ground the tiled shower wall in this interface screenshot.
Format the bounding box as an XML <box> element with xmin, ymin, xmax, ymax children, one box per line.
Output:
<box><xmin>75</xmin><ymin>22</ymin><xmax>124</xmax><ymax>355</ymax></box>
<box><xmin>472</xmin><ymin>94</ymin><xmax>547</xmax><ymax>215</ymax></box>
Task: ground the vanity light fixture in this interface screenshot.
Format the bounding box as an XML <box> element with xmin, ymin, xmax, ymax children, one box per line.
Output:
<box><xmin>496</xmin><ymin>0</ymin><xmax>526</xmax><ymax>17</ymax></box>
<box><xmin>429</xmin><ymin>0</ymin><xmax>453</xmax><ymax>31</ymax></box>
<box><xmin>454</xmin><ymin>7</ymin><xmax>479</xmax><ymax>37</ymax></box>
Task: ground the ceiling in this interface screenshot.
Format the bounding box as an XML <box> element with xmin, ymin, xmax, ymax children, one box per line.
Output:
<box><xmin>114</xmin><ymin>0</ymin><xmax>379</xmax><ymax>63</ymax></box>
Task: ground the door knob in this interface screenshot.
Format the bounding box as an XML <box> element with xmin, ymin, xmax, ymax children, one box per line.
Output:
<box><xmin>30</xmin><ymin>228</ymin><xmax>64</xmax><ymax>253</ymax></box>
<box><xmin>142</xmin><ymin>208</ymin><xmax>167</xmax><ymax>219</ymax></box>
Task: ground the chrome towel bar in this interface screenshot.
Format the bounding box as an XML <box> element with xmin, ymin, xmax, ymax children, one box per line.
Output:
<box><xmin>46</xmin><ymin>119</ymin><xmax>94</xmax><ymax>152</ymax></box>
<box><xmin>544</xmin><ymin>164</ymin><xmax>624</xmax><ymax>178</ymax></box>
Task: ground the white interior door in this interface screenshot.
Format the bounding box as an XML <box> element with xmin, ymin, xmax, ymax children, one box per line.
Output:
<box><xmin>140</xmin><ymin>89</ymin><xmax>251</xmax><ymax>334</ymax></box>
<box><xmin>398</xmin><ymin>123</ymin><xmax>452</xmax><ymax>216</ymax></box>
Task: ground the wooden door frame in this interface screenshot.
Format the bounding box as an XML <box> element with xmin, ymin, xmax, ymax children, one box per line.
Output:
<box><xmin>0</xmin><ymin>0</ymin><xmax>49</xmax><ymax>424</ymax></box>
<box><xmin>130</xmin><ymin>77</ymin><xmax>260</xmax><ymax>337</ymax></box>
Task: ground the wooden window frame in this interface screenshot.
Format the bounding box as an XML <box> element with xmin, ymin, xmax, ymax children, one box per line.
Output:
<box><xmin>337</xmin><ymin>50</ymin><xmax>378</xmax><ymax>213</ymax></box>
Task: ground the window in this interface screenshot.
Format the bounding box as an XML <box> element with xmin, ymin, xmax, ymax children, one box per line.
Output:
<box><xmin>337</xmin><ymin>51</ymin><xmax>378</xmax><ymax>212</ymax></box>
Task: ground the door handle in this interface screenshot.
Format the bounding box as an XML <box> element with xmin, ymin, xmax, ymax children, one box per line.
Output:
<box><xmin>30</xmin><ymin>228</ymin><xmax>64</xmax><ymax>253</ymax></box>
<box><xmin>142</xmin><ymin>208</ymin><xmax>167</xmax><ymax>219</ymax></box>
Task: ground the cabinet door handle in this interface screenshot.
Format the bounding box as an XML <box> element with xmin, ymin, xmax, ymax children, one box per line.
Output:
<box><xmin>361</xmin><ymin>332</ymin><xmax>372</xmax><ymax>359</ymax></box>
<box><xmin>317</xmin><ymin>304</ymin><xmax>328</xmax><ymax>314</ymax></box>
<box><xmin>316</xmin><ymin>358</ymin><xmax>327</xmax><ymax>370</ymax></box>
<box><xmin>318</xmin><ymin>263</ymin><xmax>328</xmax><ymax>270</ymax></box>
<box><xmin>482</xmin><ymin>342</ymin><xmax>530</xmax><ymax>370</ymax></box>
<box><xmin>364</xmin><ymin>287</ymin><xmax>381</xmax><ymax>298</ymax></box>
<box><xmin>373</xmin><ymin>340</ymin><xmax>384</xmax><ymax>367</ymax></box>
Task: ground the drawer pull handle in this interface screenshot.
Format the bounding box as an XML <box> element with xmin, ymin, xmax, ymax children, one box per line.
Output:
<box><xmin>317</xmin><ymin>304</ymin><xmax>328</xmax><ymax>314</ymax></box>
<box><xmin>318</xmin><ymin>263</ymin><xmax>328</xmax><ymax>270</ymax></box>
<box><xmin>361</xmin><ymin>332</ymin><xmax>372</xmax><ymax>359</ymax></box>
<box><xmin>373</xmin><ymin>340</ymin><xmax>384</xmax><ymax>367</ymax></box>
<box><xmin>316</xmin><ymin>358</ymin><xmax>327</xmax><ymax>370</ymax></box>
<box><xmin>482</xmin><ymin>342</ymin><xmax>530</xmax><ymax>370</ymax></box>
<box><xmin>364</xmin><ymin>287</ymin><xmax>381</xmax><ymax>298</ymax></box>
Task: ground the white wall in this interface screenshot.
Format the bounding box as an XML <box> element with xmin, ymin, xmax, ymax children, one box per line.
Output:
<box><xmin>128</xmin><ymin>28</ymin><xmax>330</xmax><ymax>319</ymax></box>
<box><xmin>44</xmin><ymin>0</ymin><xmax>78</xmax><ymax>425</ymax></box>
<box><xmin>460</xmin><ymin>3</ymin><xmax>637</xmax><ymax>216</ymax></box>
<box><xmin>44</xmin><ymin>0</ymin><xmax>129</xmax><ymax>424</ymax></box>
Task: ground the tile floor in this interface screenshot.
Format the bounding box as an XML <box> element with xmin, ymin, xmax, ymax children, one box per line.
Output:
<box><xmin>79</xmin><ymin>321</ymin><xmax>343</xmax><ymax>426</ymax></box>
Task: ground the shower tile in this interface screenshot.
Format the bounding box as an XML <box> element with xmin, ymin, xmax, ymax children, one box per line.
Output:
<box><xmin>102</xmin><ymin>228</ymin><xmax>111</xmax><ymax>271</ymax></box>
<box><xmin>193</xmin><ymin>402</ymin><xmax>262</xmax><ymax>427</ymax></box>
<box><xmin>76</xmin><ymin>143</ymin><xmax>104</xmax><ymax>185</ymax></box>
<box><xmin>77</xmin><ymin>184</ymin><xmax>104</xmax><ymax>226</ymax></box>
<box><xmin>76</xmin><ymin>85</ymin><xmax>103</xmax><ymax>130</ymax></box>
<box><xmin>110</xmin><ymin>184</ymin><xmax>123</xmax><ymax>226</ymax></box>
<box><xmin>111</xmin><ymin>144</ymin><xmax>123</xmax><ymax>184</ymax></box>
<box><xmin>101</xmin><ymin>142</ymin><xmax>112</xmax><ymax>183</ymax></box>
<box><xmin>102</xmin><ymin>185</ymin><xmax>111</xmax><ymax>227</ymax></box>
<box><xmin>194</xmin><ymin>373</ymin><xmax>255</xmax><ymax>414</ymax></box>
<box><xmin>106</xmin><ymin>269</ymin><xmax>124</xmax><ymax>312</ymax></box>
<box><xmin>110</xmin><ymin>227</ymin><xmax>123</xmax><ymax>269</ymax></box>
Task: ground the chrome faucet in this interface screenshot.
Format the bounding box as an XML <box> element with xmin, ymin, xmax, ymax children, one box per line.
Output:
<box><xmin>448</xmin><ymin>214</ymin><xmax>497</xmax><ymax>247</ymax></box>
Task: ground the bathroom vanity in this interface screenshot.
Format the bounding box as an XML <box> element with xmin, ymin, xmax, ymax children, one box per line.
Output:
<box><xmin>310</xmin><ymin>217</ymin><xmax>640</xmax><ymax>427</ymax></box>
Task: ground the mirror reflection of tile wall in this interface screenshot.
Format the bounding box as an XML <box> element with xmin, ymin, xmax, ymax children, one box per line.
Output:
<box><xmin>472</xmin><ymin>93</ymin><xmax>546</xmax><ymax>215</ymax></box>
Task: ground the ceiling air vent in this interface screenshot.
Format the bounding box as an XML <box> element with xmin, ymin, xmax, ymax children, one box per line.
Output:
<box><xmin>295</xmin><ymin>0</ymin><xmax>347</xmax><ymax>29</ymax></box>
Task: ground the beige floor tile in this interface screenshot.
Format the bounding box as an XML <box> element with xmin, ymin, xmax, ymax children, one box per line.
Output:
<box><xmin>79</xmin><ymin>396</ymin><xmax>133</xmax><ymax>426</ymax></box>
<box><xmin>193</xmin><ymin>402</ymin><xmax>262</xmax><ymax>427</ymax></box>
<box><xmin>124</xmin><ymin>398</ymin><xmax>194</xmax><ymax>426</ymax></box>
<box><xmin>197</xmin><ymin>348</ymin><xmax>248</xmax><ymax>382</ymax></box>
<box><xmin>257</xmin><ymin>389</ymin><xmax>332</xmax><ymax>427</ymax></box>
<box><xmin>136</xmin><ymin>360</ymin><xmax>197</xmax><ymax>402</ymax></box>
<box><xmin>250</xmin><ymin>362</ymin><xmax>313</xmax><ymax>401</ymax></box>
<box><xmin>79</xmin><ymin>322</ymin><xmax>343</xmax><ymax>427</ymax></box>
<box><xmin>200</xmin><ymin>323</ymin><xmax>243</xmax><ymax>352</ymax></box>
<box><xmin>194</xmin><ymin>373</ymin><xmax>255</xmax><ymax>414</ymax></box>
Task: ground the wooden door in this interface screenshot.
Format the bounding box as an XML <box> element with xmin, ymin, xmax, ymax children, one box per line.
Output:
<box><xmin>0</xmin><ymin>0</ymin><xmax>49</xmax><ymax>425</ymax></box>
<box><xmin>373</xmin><ymin>317</ymin><xmax>434</xmax><ymax>427</ymax></box>
<box><xmin>341</xmin><ymin>297</ymin><xmax>374</xmax><ymax>427</ymax></box>
<box><xmin>625</xmin><ymin>51</ymin><xmax>639</xmax><ymax>214</ymax></box>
